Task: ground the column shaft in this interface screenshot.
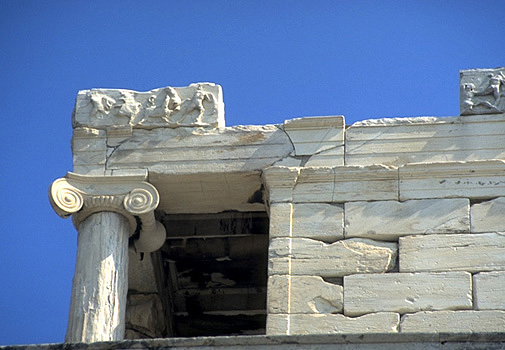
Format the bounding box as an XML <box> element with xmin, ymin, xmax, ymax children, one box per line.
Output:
<box><xmin>65</xmin><ymin>212</ymin><xmax>129</xmax><ymax>343</ymax></box>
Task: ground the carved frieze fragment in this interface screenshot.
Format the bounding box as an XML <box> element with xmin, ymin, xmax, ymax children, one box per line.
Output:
<box><xmin>460</xmin><ymin>67</ymin><xmax>505</xmax><ymax>115</ymax></box>
<box><xmin>73</xmin><ymin>83</ymin><xmax>224</xmax><ymax>129</ymax></box>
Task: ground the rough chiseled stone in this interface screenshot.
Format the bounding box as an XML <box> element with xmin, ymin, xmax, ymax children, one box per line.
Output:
<box><xmin>400</xmin><ymin>233</ymin><xmax>505</xmax><ymax>273</ymax></box>
<box><xmin>268</xmin><ymin>275</ymin><xmax>343</xmax><ymax>314</ymax></box>
<box><xmin>399</xmin><ymin>160</ymin><xmax>505</xmax><ymax>201</ymax></box>
<box><xmin>269</xmin><ymin>238</ymin><xmax>397</xmax><ymax>277</ymax></box>
<box><xmin>125</xmin><ymin>293</ymin><xmax>165</xmax><ymax>338</ymax></box>
<box><xmin>471</xmin><ymin>197</ymin><xmax>505</xmax><ymax>233</ymax></box>
<box><xmin>343</xmin><ymin>272</ymin><xmax>472</xmax><ymax>316</ymax></box>
<box><xmin>267</xmin><ymin>313</ymin><xmax>399</xmax><ymax>335</ymax></box>
<box><xmin>473</xmin><ymin>271</ymin><xmax>505</xmax><ymax>310</ymax></box>
<box><xmin>345</xmin><ymin>199</ymin><xmax>469</xmax><ymax>240</ymax></box>
<box><xmin>400</xmin><ymin>310</ymin><xmax>505</xmax><ymax>333</ymax></box>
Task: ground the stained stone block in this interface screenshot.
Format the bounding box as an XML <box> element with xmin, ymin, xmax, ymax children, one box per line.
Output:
<box><xmin>269</xmin><ymin>238</ymin><xmax>397</xmax><ymax>277</ymax></box>
<box><xmin>125</xmin><ymin>293</ymin><xmax>165</xmax><ymax>338</ymax></box>
<box><xmin>343</xmin><ymin>272</ymin><xmax>472</xmax><ymax>316</ymax></box>
<box><xmin>400</xmin><ymin>233</ymin><xmax>505</xmax><ymax>273</ymax></box>
<box><xmin>399</xmin><ymin>160</ymin><xmax>505</xmax><ymax>200</ymax></box>
<box><xmin>268</xmin><ymin>275</ymin><xmax>343</xmax><ymax>314</ymax></box>
<box><xmin>471</xmin><ymin>197</ymin><xmax>505</xmax><ymax>233</ymax></box>
<box><xmin>293</xmin><ymin>165</ymin><xmax>398</xmax><ymax>203</ymax></box>
<box><xmin>345</xmin><ymin>199</ymin><xmax>469</xmax><ymax>240</ymax></box>
<box><xmin>473</xmin><ymin>271</ymin><xmax>505</xmax><ymax>310</ymax></box>
<box><xmin>267</xmin><ymin>313</ymin><xmax>399</xmax><ymax>335</ymax></box>
<box><xmin>345</xmin><ymin>115</ymin><xmax>505</xmax><ymax>167</ymax></box>
<box><xmin>400</xmin><ymin>310</ymin><xmax>505</xmax><ymax>333</ymax></box>
<box><xmin>292</xmin><ymin>203</ymin><xmax>343</xmax><ymax>242</ymax></box>
<box><xmin>108</xmin><ymin>125</ymin><xmax>293</xmax><ymax>175</ymax></box>
<box><xmin>283</xmin><ymin>116</ymin><xmax>344</xmax><ymax>156</ymax></box>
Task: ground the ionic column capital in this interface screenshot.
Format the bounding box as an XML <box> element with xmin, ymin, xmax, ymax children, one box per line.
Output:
<box><xmin>49</xmin><ymin>172</ymin><xmax>166</xmax><ymax>253</ymax></box>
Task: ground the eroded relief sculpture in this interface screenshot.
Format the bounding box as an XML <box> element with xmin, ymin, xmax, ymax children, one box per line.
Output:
<box><xmin>74</xmin><ymin>83</ymin><xmax>224</xmax><ymax>129</ymax></box>
<box><xmin>460</xmin><ymin>68</ymin><xmax>505</xmax><ymax>115</ymax></box>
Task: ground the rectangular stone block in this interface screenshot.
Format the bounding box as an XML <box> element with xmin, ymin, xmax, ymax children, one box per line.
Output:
<box><xmin>269</xmin><ymin>202</ymin><xmax>292</xmax><ymax>238</ymax></box>
<box><xmin>108</xmin><ymin>125</ymin><xmax>293</xmax><ymax>175</ymax></box>
<box><xmin>283</xmin><ymin>116</ymin><xmax>344</xmax><ymax>156</ymax></box>
<box><xmin>262</xmin><ymin>166</ymin><xmax>299</xmax><ymax>203</ymax></box>
<box><xmin>400</xmin><ymin>233</ymin><xmax>505</xmax><ymax>273</ymax></box>
<box><xmin>399</xmin><ymin>160</ymin><xmax>505</xmax><ymax>200</ymax></box>
<box><xmin>345</xmin><ymin>199</ymin><xmax>469</xmax><ymax>240</ymax></box>
<box><xmin>304</xmin><ymin>146</ymin><xmax>344</xmax><ymax>167</ymax></box>
<box><xmin>400</xmin><ymin>310</ymin><xmax>505</xmax><ymax>333</ymax></box>
<box><xmin>268</xmin><ymin>275</ymin><xmax>343</xmax><ymax>314</ymax></box>
<box><xmin>474</xmin><ymin>271</ymin><xmax>505</xmax><ymax>310</ymax></box>
<box><xmin>267</xmin><ymin>313</ymin><xmax>399</xmax><ymax>335</ymax></box>
<box><xmin>343</xmin><ymin>272</ymin><xmax>472</xmax><ymax>316</ymax></box>
<box><xmin>292</xmin><ymin>203</ymin><xmax>343</xmax><ymax>242</ymax></box>
<box><xmin>293</xmin><ymin>165</ymin><xmax>398</xmax><ymax>203</ymax></box>
<box><xmin>346</xmin><ymin>115</ymin><xmax>505</xmax><ymax>167</ymax></box>
<box><xmin>471</xmin><ymin>197</ymin><xmax>505</xmax><ymax>233</ymax></box>
<box><xmin>269</xmin><ymin>238</ymin><xmax>397</xmax><ymax>277</ymax></box>
<box><xmin>72</xmin><ymin>127</ymin><xmax>107</xmax><ymax>175</ymax></box>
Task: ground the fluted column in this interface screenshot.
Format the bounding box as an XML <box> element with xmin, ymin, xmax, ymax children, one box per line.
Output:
<box><xmin>49</xmin><ymin>172</ymin><xmax>166</xmax><ymax>343</ymax></box>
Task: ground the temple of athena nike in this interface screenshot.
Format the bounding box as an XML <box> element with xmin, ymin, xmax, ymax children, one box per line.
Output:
<box><xmin>7</xmin><ymin>67</ymin><xmax>505</xmax><ymax>350</ymax></box>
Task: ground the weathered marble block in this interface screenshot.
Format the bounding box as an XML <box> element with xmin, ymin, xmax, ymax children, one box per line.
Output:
<box><xmin>73</xmin><ymin>83</ymin><xmax>224</xmax><ymax>130</ymax></box>
<box><xmin>292</xmin><ymin>203</ymin><xmax>343</xmax><ymax>242</ymax></box>
<box><xmin>473</xmin><ymin>271</ymin><xmax>505</xmax><ymax>310</ymax></box>
<box><xmin>344</xmin><ymin>198</ymin><xmax>469</xmax><ymax>240</ymax></box>
<box><xmin>283</xmin><ymin>116</ymin><xmax>344</xmax><ymax>156</ymax></box>
<box><xmin>107</xmin><ymin>125</ymin><xmax>292</xmax><ymax>175</ymax></box>
<box><xmin>471</xmin><ymin>197</ymin><xmax>505</xmax><ymax>233</ymax></box>
<box><xmin>72</xmin><ymin>127</ymin><xmax>108</xmax><ymax>175</ymax></box>
<box><xmin>267</xmin><ymin>313</ymin><xmax>399</xmax><ymax>335</ymax></box>
<box><xmin>400</xmin><ymin>233</ymin><xmax>505</xmax><ymax>273</ymax></box>
<box><xmin>269</xmin><ymin>202</ymin><xmax>292</xmax><ymax>238</ymax></box>
<box><xmin>343</xmin><ymin>272</ymin><xmax>472</xmax><ymax>316</ymax></box>
<box><xmin>268</xmin><ymin>275</ymin><xmax>343</xmax><ymax>314</ymax></box>
<box><xmin>399</xmin><ymin>160</ymin><xmax>505</xmax><ymax>201</ymax></box>
<box><xmin>293</xmin><ymin>165</ymin><xmax>398</xmax><ymax>203</ymax></box>
<box><xmin>269</xmin><ymin>203</ymin><xmax>344</xmax><ymax>242</ymax></box>
<box><xmin>400</xmin><ymin>310</ymin><xmax>505</xmax><ymax>333</ymax></box>
<box><xmin>263</xmin><ymin>167</ymin><xmax>300</xmax><ymax>203</ymax></box>
<box><xmin>460</xmin><ymin>67</ymin><xmax>505</xmax><ymax>116</ymax></box>
<box><xmin>269</xmin><ymin>238</ymin><xmax>397</xmax><ymax>277</ymax></box>
<box><xmin>345</xmin><ymin>115</ymin><xmax>505</xmax><ymax>167</ymax></box>
<box><xmin>125</xmin><ymin>293</ymin><xmax>165</xmax><ymax>338</ymax></box>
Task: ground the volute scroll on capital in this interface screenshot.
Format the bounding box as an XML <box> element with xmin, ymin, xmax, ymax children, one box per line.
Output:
<box><xmin>49</xmin><ymin>172</ymin><xmax>166</xmax><ymax>253</ymax></box>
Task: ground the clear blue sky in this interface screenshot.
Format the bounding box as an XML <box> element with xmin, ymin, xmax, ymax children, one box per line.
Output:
<box><xmin>1</xmin><ymin>0</ymin><xmax>504</xmax><ymax>345</ymax></box>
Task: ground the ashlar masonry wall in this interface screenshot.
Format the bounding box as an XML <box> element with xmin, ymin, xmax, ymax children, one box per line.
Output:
<box><xmin>263</xmin><ymin>111</ymin><xmax>505</xmax><ymax>335</ymax></box>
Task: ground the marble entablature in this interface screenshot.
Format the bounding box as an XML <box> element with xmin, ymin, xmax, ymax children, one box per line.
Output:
<box><xmin>47</xmin><ymin>67</ymin><xmax>505</xmax><ymax>344</ymax></box>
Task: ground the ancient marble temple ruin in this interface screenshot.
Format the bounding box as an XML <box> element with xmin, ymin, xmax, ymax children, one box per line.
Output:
<box><xmin>35</xmin><ymin>67</ymin><xmax>505</xmax><ymax>349</ymax></box>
